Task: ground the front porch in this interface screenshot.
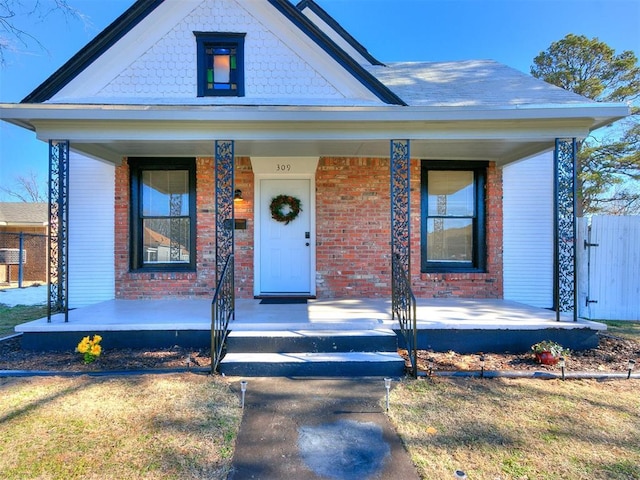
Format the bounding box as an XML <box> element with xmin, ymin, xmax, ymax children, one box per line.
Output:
<box><xmin>16</xmin><ymin>297</ymin><xmax>604</xmax><ymax>353</ymax></box>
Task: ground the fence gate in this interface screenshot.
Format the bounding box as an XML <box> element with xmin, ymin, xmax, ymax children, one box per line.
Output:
<box><xmin>579</xmin><ymin>216</ymin><xmax>640</xmax><ymax>321</ymax></box>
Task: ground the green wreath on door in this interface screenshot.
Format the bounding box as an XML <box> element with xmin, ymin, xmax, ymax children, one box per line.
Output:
<box><xmin>270</xmin><ymin>195</ymin><xmax>302</xmax><ymax>225</ymax></box>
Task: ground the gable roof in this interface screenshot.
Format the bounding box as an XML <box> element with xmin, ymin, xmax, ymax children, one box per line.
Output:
<box><xmin>296</xmin><ymin>0</ymin><xmax>383</xmax><ymax>66</ymax></box>
<box><xmin>21</xmin><ymin>0</ymin><xmax>163</xmax><ymax>104</ymax></box>
<box><xmin>0</xmin><ymin>0</ymin><xmax>629</xmax><ymax>166</ymax></box>
<box><xmin>22</xmin><ymin>0</ymin><xmax>405</xmax><ymax>106</ymax></box>
<box><xmin>0</xmin><ymin>203</ymin><xmax>48</xmax><ymax>226</ymax></box>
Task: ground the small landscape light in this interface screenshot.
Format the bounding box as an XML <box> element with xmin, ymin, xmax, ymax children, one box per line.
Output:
<box><xmin>479</xmin><ymin>354</ymin><xmax>486</xmax><ymax>378</ymax></box>
<box><xmin>558</xmin><ymin>356</ymin><xmax>566</xmax><ymax>381</ymax></box>
<box><xmin>428</xmin><ymin>357</ymin><xmax>435</xmax><ymax>376</ymax></box>
<box><xmin>240</xmin><ymin>380</ymin><xmax>247</xmax><ymax>409</ymax></box>
<box><xmin>384</xmin><ymin>378</ymin><xmax>392</xmax><ymax>412</ymax></box>
<box><xmin>627</xmin><ymin>359</ymin><xmax>636</xmax><ymax>380</ymax></box>
<box><xmin>454</xmin><ymin>470</ymin><xmax>467</xmax><ymax>479</ymax></box>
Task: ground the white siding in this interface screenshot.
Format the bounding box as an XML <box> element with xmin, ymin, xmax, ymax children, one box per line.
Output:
<box><xmin>502</xmin><ymin>152</ymin><xmax>554</xmax><ymax>308</ymax></box>
<box><xmin>53</xmin><ymin>0</ymin><xmax>377</xmax><ymax>105</ymax></box>
<box><xmin>68</xmin><ymin>153</ymin><xmax>115</xmax><ymax>307</ymax></box>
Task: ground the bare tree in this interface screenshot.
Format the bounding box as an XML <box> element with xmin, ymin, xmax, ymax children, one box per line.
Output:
<box><xmin>0</xmin><ymin>170</ymin><xmax>48</xmax><ymax>202</ymax></box>
<box><xmin>0</xmin><ymin>0</ymin><xmax>84</xmax><ymax>66</ymax></box>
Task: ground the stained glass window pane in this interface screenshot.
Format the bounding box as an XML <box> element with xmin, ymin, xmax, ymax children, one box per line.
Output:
<box><xmin>213</xmin><ymin>53</ymin><xmax>230</xmax><ymax>83</ymax></box>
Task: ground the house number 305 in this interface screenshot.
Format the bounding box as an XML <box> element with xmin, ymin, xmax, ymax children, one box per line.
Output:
<box><xmin>276</xmin><ymin>164</ymin><xmax>292</xmax><ymax>172</ymax></box>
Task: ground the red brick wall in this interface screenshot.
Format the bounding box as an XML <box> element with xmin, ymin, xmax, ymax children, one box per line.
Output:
<box><xmin>316</xmin><ymin>157</ymin><xmax>503</xmax><ymax>299</ymax></box>
<box><xmin>234</xmin><ymin>158</ymin><xmax>254</xmax><ymax>297</ymax></box>
<box><xmin>316</xmin><ymin>157</ymin><xmax>391</xmax><ymax>297</ymax></box>
<box><xmin>412</xmin><ymin>162</ymin><xmax>503</xmax><ymax>298</ymax></box>
<box><xmin>115</xmin><ymin>156</ymin><xmax>502</xmax><ymax>300</ymax></box>
<box><xmin>115</xmin><ymin>157</ymin><xmax>254</xmax><ymax>299</ymax></box>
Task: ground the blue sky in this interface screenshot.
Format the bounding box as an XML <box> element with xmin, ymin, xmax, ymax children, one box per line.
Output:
<box><xmin>1</xmin><ymin>0</ymin><xmax>639</xmax><ymax>199</ymax></box>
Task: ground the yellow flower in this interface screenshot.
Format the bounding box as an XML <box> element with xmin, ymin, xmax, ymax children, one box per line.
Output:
<box><xmin>76</xmin><ymin>337</ymin><xmax>90</xmax><ymax>354</ymax></box>
<box><xmin>76</xmin><ymin>334</ymin><xmax>103</xmax><ymax>363</ymax></box>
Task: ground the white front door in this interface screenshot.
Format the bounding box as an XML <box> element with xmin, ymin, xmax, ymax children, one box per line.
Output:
<box><xmin>259</xmin><ymin>178</ymin><xmax>312</xmax><ymax>295</ymax></box>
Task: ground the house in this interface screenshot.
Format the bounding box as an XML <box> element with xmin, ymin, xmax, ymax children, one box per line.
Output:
<box><xmin>0</xmin><ymin>0</ymin><xmax>629</xmax><ymax>373</ymax></box>
<box><xmin>0</xmin><ymin>202</ymin><xmax>48</xmax><ymax>286</ymax></box>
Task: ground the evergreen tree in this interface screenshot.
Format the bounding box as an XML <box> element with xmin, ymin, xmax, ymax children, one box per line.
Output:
<box><xmin>532</xmin><ymin>34</ymin><xmax>640</xmax><ymax>214</ymax></box>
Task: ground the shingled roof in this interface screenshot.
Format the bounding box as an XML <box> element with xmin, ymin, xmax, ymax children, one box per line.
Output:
<box><xmin>365</xmin><ymin>60</ymin><xmax>592</xmax><ymax>108</ymax></box>
<box><xmin>0</xmin><ymin>203</ymin><xmax>48</xmax><ymax>226</ymax></box>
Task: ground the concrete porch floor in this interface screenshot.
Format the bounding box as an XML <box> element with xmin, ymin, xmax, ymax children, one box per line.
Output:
<box><xmin>14</xmin><ymin>297</ymin><xmax>606</xmax><ymax>353</ymax></box>
<box><xmin>16</xmin><ymin>297</ymin><xmax>604</xmax><ymax>333</ymax></box>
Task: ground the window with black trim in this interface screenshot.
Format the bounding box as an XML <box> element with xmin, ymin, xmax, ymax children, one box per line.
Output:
<box><xmin>195</xmin><ymin>32</ymin><xmax>245</xmax><ymax>97</ymax></box>
<box><xmin>421</xmin><ymin>161</ymin><xmax>487</xmax><ymax>273</ymax></box>
<box><xmin>130</xmin><ymin>158</ymin><xmax>196</xmax><ymax>271</ymax></box>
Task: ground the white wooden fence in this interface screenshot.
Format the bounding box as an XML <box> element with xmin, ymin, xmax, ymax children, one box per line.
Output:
<box><xmin>578</xmin><ymin>216</ymin><xmax>640</xmax><ymax>320</ymax></box>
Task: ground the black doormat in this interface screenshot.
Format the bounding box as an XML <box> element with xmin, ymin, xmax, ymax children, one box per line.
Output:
<box><xmin>259</xmin><ymin>297</ymin><xmax>308</xmax><ymax>304</ymax></box>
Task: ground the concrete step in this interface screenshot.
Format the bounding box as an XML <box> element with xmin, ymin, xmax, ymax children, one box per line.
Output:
<box><xmin>219</xmin><ymin>352</ymin><xmax>406</xmax><ymax>377</ymax></box>
<box><xmin>225</xmin><ymin>329</ymin><xmax>399</xmax><ymax>353</ymax></box>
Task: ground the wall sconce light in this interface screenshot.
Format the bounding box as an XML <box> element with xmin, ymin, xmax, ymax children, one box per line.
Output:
<box><xmin>558</xmin><ymin>356</ymin><xmax>566</xmax><ymax>381</ymax></box>
<box><xmin>627</xmin><ymin>359</ymin><xmax>636</xmax><ymax>379</ymax></box>
<box><xmin>234</xmin><ymin>189</ymin><xmax>243</xmax><ymax>202</ymax></box>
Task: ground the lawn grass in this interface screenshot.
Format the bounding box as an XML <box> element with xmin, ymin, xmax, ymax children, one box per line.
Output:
<box><xmin>600</xmin><ymin>320</ymin><xmax>640</xmax><ymax>341</ymax></box>
<box><xmin>0</xmin><ymin>304</ymin><xmax>47</xmax><ymax>338</ymax></box>
<box><xmin>388</xmin><ymin>378</ymin><xmax>640</xmax><ymax>480</ymax></box>
<box><xmin>388</xmin><ymin>318</ymin><xmax>640</xmax><ymax>479</ymax></box>
<box><xmin>0</xmin><ymin>374</ymin><xmax>241</xmax><ymax>480</ymax></box>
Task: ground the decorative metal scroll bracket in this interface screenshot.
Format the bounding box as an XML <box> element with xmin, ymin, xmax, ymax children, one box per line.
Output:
<box><xmin>553</xmin><ymin>138</ymin><xmax>578</xmax><ymax>322</ymax></box>
<box><xmin>215</xmin><ymin>140</ymin><xmax>235</xmax><ymax>285</ymax></box>
<box><xmin>48</xmin><ymin>140</ymin><xmax>69</xmax><ymax>322</ymax></box>
<box><xmin>390</xmin><ymin>139</ymin><xmax>411</xmax><ymax>278</ymax></box>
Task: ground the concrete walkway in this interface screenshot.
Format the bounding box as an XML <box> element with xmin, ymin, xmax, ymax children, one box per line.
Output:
<box><xmin>227</xmin><ymin>377</ymin><xmax>419</xmax><ymax>480</ymax></box>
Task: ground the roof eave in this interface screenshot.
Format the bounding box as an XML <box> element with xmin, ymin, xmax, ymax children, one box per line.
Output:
<box><xmin>0</xmin><ymin>101</ymin><xmax>629</xmax><ymax>126</ymax></box>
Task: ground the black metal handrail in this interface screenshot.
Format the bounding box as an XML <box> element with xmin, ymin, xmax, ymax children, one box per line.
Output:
<box><xmin>211</xmin><ymin>254</ymin><xmax>235</xmax><ymax>373</ymax></box>
<box><xmin>392</xmin><ymin>253</ymin><xmax>418</xmax><ymax>377</ymax></box>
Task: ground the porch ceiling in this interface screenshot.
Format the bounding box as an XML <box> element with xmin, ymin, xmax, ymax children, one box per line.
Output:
<box><xmin>48</xmin><ymin>138</ymin><xmax>551</xmax><ymax>166</ymax></box>
<box><xmin>1</xmin><ymin>102</ymin><xmax>629</xmax><ymax>166</ymax></box>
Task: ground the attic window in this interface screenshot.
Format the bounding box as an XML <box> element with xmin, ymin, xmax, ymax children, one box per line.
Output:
<box><xmin>195</xmin><ymin>32</ymin><xmax>245</xmax><ymax>97</ymax></box>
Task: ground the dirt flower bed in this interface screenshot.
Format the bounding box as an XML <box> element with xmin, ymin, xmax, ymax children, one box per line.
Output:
<box><xmin>0</xmin><ymin>336</ymin><xmax>212</xmax><ymax>371</ymax></box>
<box><xmin>2</xmin><ymin>332</ymin><xmax>638</xmax><ymax>374</ymax></box>
<box><xmin>402</xmin><ymin>334</ymin><xmax>640</xmax><ymax>374</ymax></box>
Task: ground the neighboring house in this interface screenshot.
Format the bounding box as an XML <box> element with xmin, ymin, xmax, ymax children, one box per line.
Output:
<box><xmin>0</xmin><ymin>202</ymin><xmax>48</xmax><ymax>285</ymax></box>
<box><xmin>0</xmin><ymin>0</ymin><xmax>628</xmax><ymax>313</ymax></box>
<box><xmin>0</xmin><ymin>203</ymin><xmax>47</xmax><ymax>235</ymax></box>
